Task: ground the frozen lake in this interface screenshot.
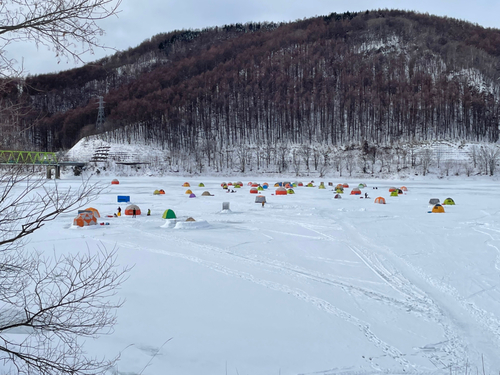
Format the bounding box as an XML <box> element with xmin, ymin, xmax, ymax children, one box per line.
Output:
<box><xmin>24</xmin><ymin>175</ymin><xmax>500</xmax><ymax>375</ymax></box>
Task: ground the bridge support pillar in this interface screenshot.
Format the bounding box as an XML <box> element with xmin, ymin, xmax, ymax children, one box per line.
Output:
<box><xmin>46</xmin><ymin>166</ymin><xmax>61</xmax><ymax>179</ymax></box>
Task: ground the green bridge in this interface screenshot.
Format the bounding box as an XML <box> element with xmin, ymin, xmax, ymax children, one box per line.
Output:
<box><xmin>0</xmin><ymin>150</ymin><xmax>58</xmax><ymax>165</ymax></box>
<box><xmin>0</xmin><ymin>150</ymin><xmax>86</xmax><ymax>178</ymax></box>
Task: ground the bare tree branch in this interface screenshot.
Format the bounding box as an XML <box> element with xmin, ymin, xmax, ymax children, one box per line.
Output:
<box><xmin>0</xmin><ymin>168</ymin><xmax>130</xmax><ymax>375</ymax></box>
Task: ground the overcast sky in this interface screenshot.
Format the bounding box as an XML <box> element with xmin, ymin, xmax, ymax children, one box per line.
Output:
<box><xmin>11</xmin><ymin>0</ymin><xmax>500</xmax><ymax>76</ymax></box>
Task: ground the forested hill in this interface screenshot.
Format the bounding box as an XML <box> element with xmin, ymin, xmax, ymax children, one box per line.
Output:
<box><xmin>10</xmin><ymin>9</ymin><xmax>500</xmax><ymax>153</ymax></box>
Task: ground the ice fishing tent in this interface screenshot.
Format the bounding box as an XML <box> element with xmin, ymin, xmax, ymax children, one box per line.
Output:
<box><xmin>185</xmin><ymin>189</ymin><xmax>193</xmax><ymax>194</ymax></box>
<box><xmin>400</xmin><ymin>186</ymin><xmax>408</xmax><ymax>191</ymax></box>
<box><xmin>189</xmin><ymin>193</ymin><xmax>196</xmax><ymax>198</ymax></box>
<box><xmin>298</xmin><ymin>182</ymin><xmax>304</xmax><ymax>187</ymax></box>
<box><xmin>221</xmin><ymin>182</ymin><xmax>227</xmax><ymax>187</ymax></box>
<box><xmin>276</xmin><ymin>187</ymin><xmax>287</xmax><ymax>195</ymax></box>
<box><xmin>250</xmin><ymin>188</ymin><xmax>258</xmax><ymax>194</ymax></box>
<box><xmin>125</xmin><ymin>204</ymin><xmax>141</xmax><ymax>216</ymax></box>
<box><xmin>186</xmin><ymin>217</ymin><xmax>196</xmax><ymax>222</ymax></box>
<box><xmin>334</xmin><ymin>194</ymin><xmax>342</xmax><ymax>199</ymax></box>
<box><xmin>257</xmin><ymin>186</ymin><xmax>264</xmax><ymax>191</ymax></box>
<box><xmin>287</xmin><ymin>189</ymin><xmax>295</xmax><ymax>194</ymax></box>
<box><xmin>443</xmin><ymin>198</ymin><xmax>455</xmax><ymax>205</ymax></box>
<box><xmin>73</xmin><ymin>211</ymin><xmax>97</xmax><ymax>227</ymax></box>
<box><xmin>350</xmin><ymin>187</ymin><xmax>362</xmax><ymax>195</ymax></box>
<box><xmin>255</xmin><ymin>195</ymin><xmax>266</xmax><ymax>203</ymax></box>
<box><xmin>274</xmin><ymin>183</ymin><xmax>280</xmax><ymax>187</ymax></box>
<box><xmin>202</xmin><ymin>191</ymin><xmax>213</xmax><ymax>196</ymax></box>
<box><xmin>374</xmin><ymin>197</ymin><xmax>386</xmax><ymax>204</ymax></box>
<box><xmin>198</xmin><ymin>183</ymin><xmax>205</xmax><ymax>187</ymax></box>
<box><xmin>389</xmin><ymin>187</ymin><xmax>397</xmax><ymax>192</ymax></box>
<box><xmin>252</xmin><ymin>183</ymin><xmax>259</xmax><ymax>187</ymax></box>
<box><xmin>111</xmin><ymin>179</ymin><xmax>119</xmax><ymax>185</ymax></box>
<box><xmin>343</xmin><ymin>183</ymin><xmax>349</xmax><ymax>188</ymax></box>
<box><xmin>432</xmin><ymin>204</ymin><xmax>445</xmax><ymax>213</ymax></box>
<box><xmin>306</xmin><ymin>183</ymin><xmax>314</xmax><ymax>187</ymax></box>
<box><xmin>390</xmin><ymin>190</ymin><xmax>399</xmax><ymax>197</ymax></box>
<box><xmin>429</xmin><ymin>198</ymin><xmax>440</xmax><ymax>205</ymax></box>
<box><xmin>162</xmin><ymin>209</ymin><xmax>176</xmax><ymax>219</ymax></box>
<box><xmin>397</xmin><ymin>189</ymin><xmax>403</xmax><ymax>195</ymax></box>
<box><xmin>335</xmin><ymin>187</ymin><xmax>344</xmax><ymax>193</ymax></box>
<box><xmin>159</xmin><ymin>189</ymin><xmax>165</xmax><ymax>194</ymax></box>
<box><xmin>153</xmin><ymin>190</ymin><xmax>160</xmax><ymax>195</ymax></box>
<box><xmin>182</xmin><ymin>182</ymin><xmax>190</xmax><ymax>187</ymax></box>
<box><xmin>236</xmin><ymin>181</ymin><xmax>243</xmax><ymax>187</ymax></box>
<box><xmin>84</xmin><ymin>207</ymin><xmax>100</xmax><ymax>218</ymax></box>
<box><xmin>234</xmin><ymin>184</ymin><xmax>241</xmax><ymax>188</ymax></box>
<box><xmin>359</xmin><ymin>183</ymin><xmax>367</xmax><ymax>188</ymax></box>
<box><xmin>318</xmin><ymin>182</ymin><xmax>326</xmax><ymax>189</ymax></box>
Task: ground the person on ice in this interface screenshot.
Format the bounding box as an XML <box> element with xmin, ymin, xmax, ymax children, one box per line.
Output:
<box><xmin>147</xmin><ymin>208</ymin><xmax>151</xmax><ymax>216</ymax></box>
<box><xmin>132</xmin><ymin>207</ymin><xmax>136</xmax><ymax>218</ymax></box>
<box><xmin>365</xmin><ymin>192</ymin><xmax>368</xmax><ymax>198</ymax></box>
<box><xmin>117</xmin><ymin>207</ymin><xmax>121</xmax><ymax>216</ymax></box>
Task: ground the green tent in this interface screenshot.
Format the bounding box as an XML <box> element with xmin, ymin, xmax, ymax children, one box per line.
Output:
<box><xmin>390</xmin><ymin>190</ymin><xmax>399</xmax><ymax>197</ymax></box>
<box><xmin>198</xmin><ymin>183</ymin><xmax>205</xmax><ymax>187</ymax></box>
<box><xmin>287</xmin><ymin>189</ymin><xmax>295</xmax><ymax>194</ymax></box>
<box><xmin>162</xmin><ymin>209</ymin><xmax>177</xmax><ymax>219</ymax></box>
<box><xmin>153</xmin><ymin>189</ymin><xmax>160</xmax><ymax>195</ymax></box>
<box><xmin>443</xmin><ymin>198</ymin><xmax>455</xmax><ymax>205</ymax></box>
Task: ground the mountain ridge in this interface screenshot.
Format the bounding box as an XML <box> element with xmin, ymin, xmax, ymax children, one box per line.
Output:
<box><xmin>4</xmin><ymin>9</ymin><xmax>500</xmax><ymax>159</ymax></box>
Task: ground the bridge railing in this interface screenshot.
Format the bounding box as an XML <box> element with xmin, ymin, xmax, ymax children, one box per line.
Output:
<box><xmin>0</xmin><ymin>150</ymin><xmax>58</xmax><ymax>165</ymax></box>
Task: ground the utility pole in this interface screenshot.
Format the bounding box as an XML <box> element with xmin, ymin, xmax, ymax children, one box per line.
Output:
<box><xmin>96</xmin><ymin>96</ymin><xmax>105</xmax><ymax>130</ymax></box>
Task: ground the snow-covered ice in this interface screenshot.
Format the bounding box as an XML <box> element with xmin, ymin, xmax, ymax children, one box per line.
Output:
<box><xmin>22</xmin><ymin>175</ymin><xmax>500</xmax><ymax>375</ymax></box>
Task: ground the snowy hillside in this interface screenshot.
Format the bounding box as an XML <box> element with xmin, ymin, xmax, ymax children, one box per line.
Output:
<box><xmin>63</xmin><ymin>135</ymin><xmax>499</xmax><ymax>179</ymax></box>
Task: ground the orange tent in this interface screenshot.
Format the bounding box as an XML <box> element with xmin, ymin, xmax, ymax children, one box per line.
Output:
<box><xmin>125</xmin><ymin>204</ymin><xmax>141</xmax><ymax>216</ymax></box>
<box><xmin>374</xmin><ymin>197</ymin><xmax>386</xmax><ymax>204</ymax></box>
<box><xmin>250</xmin><ymin>188</ymin><xmax>258</xmax><ymax>194</ymax></box>
<box><xmin>431</xmin><ymin>204</ymin><xmax>445</xmax><ymax>213</ymax></box>
<box><xmin>111</xmin><ymin>179</ymin><xmax>119</xmax><ymax>185</ymax></box>
<box><xmin>400</xmin><ymin>186</ymin><xmax>408</xmax><ymax>191</ymax></box>
<box><xmin>73</xmin><ymin>211</ymin><xmax>97</xmax><ymax>227</ymax></box>
<box><xmin>343</xmin><ymin>183</ymin><xmax>349</xmax><ymax>188</ymax></box>
<box><xmin>350</xmin><ymin>188</ymin><xmax>361</xmax><ymax>195</ymax></box>
<box><xmin>276</xmin><ymin>187</ymin><xmax>287</xmax><ymax>195</ymax></box>
<box><xmin>182</xmin><ymin>182</ymin><xmax>190</xmax><ymax>187</ymax></box>
<box><xmin>389</xmin><ymin>187</ymin><xmax>397</xmax><ymax>192</ymax></box>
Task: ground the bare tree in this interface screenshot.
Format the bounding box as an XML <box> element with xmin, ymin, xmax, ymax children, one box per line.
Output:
<box><xmin>299</xmin><ymin>144</ymin><xmax>311</xmax><ymax>174</ymax></box>
<box><xmin>292</xmin><ymin>149</ymin><xmax>301</xmax><ymax>176</ymax></box>
<box><xmin>0</xmin><ymin>0</ymin><xmax>122</xmax><ymax>76</ymax></box>
<box><xmin>479</xmin><ymin>145</ymin><xmax>500</xmax><ymax>176</ymax></box>
<box><xmin>0</xmin><ymin>168</ymin><xmax>129</xmax><ymax>375</ymax></box>
<box><xmin>419</xmin><ymin>149</ymin><xmax>433</xmax><ymax>176</ymax></box>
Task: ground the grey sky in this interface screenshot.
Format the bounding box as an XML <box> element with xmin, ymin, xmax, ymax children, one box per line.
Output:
<box><xmin>12</xmin><ymin>0</ymin><xmax>500</xmax><ymax>76</ymax></box>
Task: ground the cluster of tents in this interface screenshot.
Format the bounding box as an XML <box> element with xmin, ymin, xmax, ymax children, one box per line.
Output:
<box><xmin>184</xmin><ymin>190</ymin><xmax>213</xmax><ymax>198</ymax></box>
<box><xmin>428</xmin><ymin>198</ymin><xmax>455</xmax><ymax>213</ymax></box>
<box><xmin>73</xmin><ymin>205</ymin><xmax>182</xmax><ymax>227</ymax></box>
